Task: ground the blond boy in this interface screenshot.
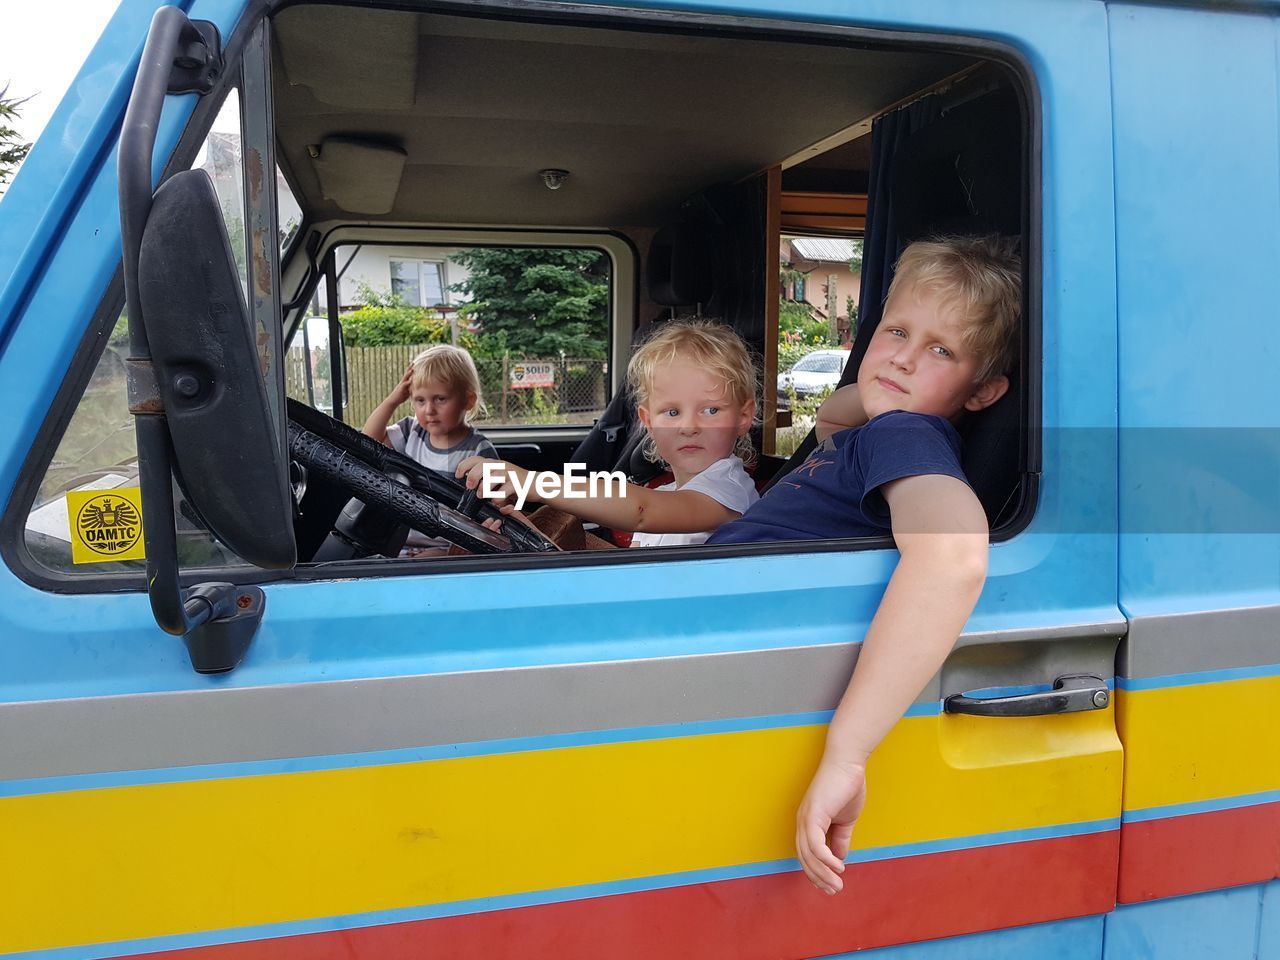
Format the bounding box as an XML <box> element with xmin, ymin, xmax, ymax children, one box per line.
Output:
<box><xmin>706</xmin><ymin>235</ymin><xmax>1020</xmax><ymax>894</ymax></box>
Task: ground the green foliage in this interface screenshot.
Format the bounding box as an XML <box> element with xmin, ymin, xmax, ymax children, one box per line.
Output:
<box><xmin>780</xmin><ymin>299</ymin><xmax>830</xmax><ymax>345</ymax></box>
<box><xmin>520</xmin><ymin>386</ymin><xmax>568</xmax><ymax>424</ymax></box>
<box><xmin>779</xmin><ymin>263</ymin><xmax>835</xmax><ymax>355</ymax></box>
<box><xmin>1</xmin><ymin>84</ymin><xmax>33</xmax><ymax>193</ymax></box>
<box><xmin>341</xmin><ymin>282</ymin><xmax>450</xmax><ymax>346</ymax></box>
<box><xmin>449</xmin><ymin>248</ymin><xmax>608</xmax><ymax>359</ymax></box>
<box><xmin>775</xmin><ymin>381</ymin><xmax>836</xmax><ymax>457</ymax></box>
<box><xmin>460</xmin><ymin>325</ymin><xmax>509</xmax><ymax>362</ymax></box>
<box><xmin>778</xmin><ymin>297</ymin><xmax>810</xmax><ymax>329</ymax></box>
<box><xmin>563</xmin><ymin>362</ymin><xmax>602</xmax><ymax>401</ymax></box>
<box><xmin>109</xmin><ymin>313</ymin><xmax>130</xmax><ymax>346</ymax></box>
<box><xmin>847</xmin><ymin>238</ymin><xmax>864</xmax><ymax>274</ymax></box>
<box><xmin>778</xmin><ymin>336</ymin><xmax>834</xmax><ymax>372</ymax></box>
<box><xmin>777</xmin><ymin>261</ymin><xmax>838</xmax><ymax>406</ymax></box>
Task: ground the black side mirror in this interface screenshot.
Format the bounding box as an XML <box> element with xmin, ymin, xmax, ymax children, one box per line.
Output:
<box><xmin>139</xmin><ymin>169</ymin><xmax>296</xmax><ymax>567</ymax></box>
<box><xmin>119</xmin><ymin>7</ymin><xmax>291</xmax><ymax>673</ymax></box>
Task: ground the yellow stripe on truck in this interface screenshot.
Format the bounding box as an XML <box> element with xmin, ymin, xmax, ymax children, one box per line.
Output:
<box><xmin>2</xmin><ymin>711</ymin><xmax>1119</xmax><ymax>953</ymax></box>
<box><xmin>1117</xmin><ymin>674</ymin><xmax>1280</xmax><ymax>812</ymax></box>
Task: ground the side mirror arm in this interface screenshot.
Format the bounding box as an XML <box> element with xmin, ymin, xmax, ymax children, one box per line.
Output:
<box><xmin>120</xmin><ymin>8</ymin><xmax>260</xmax><ymax>675</ymax></box>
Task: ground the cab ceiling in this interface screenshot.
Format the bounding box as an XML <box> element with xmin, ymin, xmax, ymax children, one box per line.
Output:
<box><xmin>272</xmin><ymin>5</ymin><xmax>975</xmax><ymax>227</ymax></box>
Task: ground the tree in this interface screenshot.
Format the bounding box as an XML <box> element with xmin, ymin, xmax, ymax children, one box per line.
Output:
<box><xmin>847</xmin><ymin>237</ymin><xmax>864</xmax><ymax>274</ymax></box>
<box><xmin>449</xmin><ymin>248</ymin><xmax>609</xmax><ymax>358</ymax></box>
<box><xmin>0</xmin><ymin>84</ymin><xmax>33</xmax><ymax>193</ymax></box>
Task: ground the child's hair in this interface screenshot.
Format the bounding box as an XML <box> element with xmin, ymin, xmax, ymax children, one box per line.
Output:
<box><xmin>627</xmin><ymin>319</ymin><xmax>758</xmax><ymax>465</ymax></box>
<box><xmin>887</xmin><ymin>235</ymin><xmax>1021</xmax><ymax>383</ymax></box>
<box><xmin>409</xmin><ymin>344</ymin><xmax>487</xmax><ymax>422</ymax></box>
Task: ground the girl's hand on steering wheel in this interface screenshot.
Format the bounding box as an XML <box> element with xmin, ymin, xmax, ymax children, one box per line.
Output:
<box><xmin>456</xmin><ymin>456</ymin><xmax>519</xmax><ymax>505</ymax></box>
<box><xmin>482</xmin><ymin>508</ymin><xmax>535</xmax><ymax>534</ymax></box>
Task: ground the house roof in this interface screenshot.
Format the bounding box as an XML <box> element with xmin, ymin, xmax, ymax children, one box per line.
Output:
<box><xmin>790</xmin><ymin>237</ymin><xmax>858</xmax><ymax>263</ymax></box>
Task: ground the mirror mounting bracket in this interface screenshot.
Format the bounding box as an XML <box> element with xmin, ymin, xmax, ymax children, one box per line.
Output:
<box><xmin>182</xmin><ymin>584</ymin><xmax>265</xmax><ymax>674</ymax></box>
<box><xmin>168</xmin><ymin>20</ymin><xmax>222</xmax><ymax>95</ymax></box>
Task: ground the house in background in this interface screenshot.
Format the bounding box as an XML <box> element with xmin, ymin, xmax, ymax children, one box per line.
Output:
<box><xmin>780</xmin><ymin>236</ymin><xmax>861</xmax><ymax>345</ymax></box>
<box><xmin>316</xmin><ymin>245</ymin><xmax>475</xmax><ymax>315</ymax></box>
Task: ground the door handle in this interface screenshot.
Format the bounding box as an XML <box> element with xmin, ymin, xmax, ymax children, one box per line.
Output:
<box><xmin>943</xmin><ymin>674</ymin><xmax>1110</xmax><ymax>717</ymax></box>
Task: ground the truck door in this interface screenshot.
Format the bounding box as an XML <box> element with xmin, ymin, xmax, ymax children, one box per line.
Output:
<box><xmin>1108</xmin><ymin>4</ymin><xmax>1280</xmax><ymax>954</ymax></box>
<box><xmin>1</xmin><ymin>1</ymin><xmax>1126</xmax><ymax>957</ymax></box>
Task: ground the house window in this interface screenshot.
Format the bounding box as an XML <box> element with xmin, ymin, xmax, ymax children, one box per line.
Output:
<box><xmin>794</xmin><ymin>275</ymin><xmax>807</xmax><ymax>302</ymax></box>
<box><xmin>391</xmin><ymin>259</ymin><xmax>447</xmax><ymax>307</ymax></box>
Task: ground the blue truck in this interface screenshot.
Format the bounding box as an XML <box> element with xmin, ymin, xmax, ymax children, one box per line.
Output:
<box><xmin>1</xmin><ymin>1</ymin><xmax>1277</xmax><ymax>957</ymax></box>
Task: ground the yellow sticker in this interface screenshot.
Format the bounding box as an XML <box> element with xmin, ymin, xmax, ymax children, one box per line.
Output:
<box><xmin>67</xmin><ymin>488</ymin><xmax>146</xmax><ymax>564</ymax></box>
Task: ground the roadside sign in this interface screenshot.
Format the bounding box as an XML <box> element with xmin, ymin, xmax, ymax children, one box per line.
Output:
<box><xmin>510</xmin><ymin>362</ymin><xmax>556</xmax><ymax>388</ymax></box>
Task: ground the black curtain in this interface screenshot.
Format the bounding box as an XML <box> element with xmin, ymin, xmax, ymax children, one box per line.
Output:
<box><xmin>764</xmin><ymin>95</ymin><xmax>943</xmax><ymax>479</ymax></box>
<box><xmin>703</xmin><ymin>174</ymin><xmax>768</xmax><ymax>347</ymax></box>
<box><xmin>847</xmin><ymin>94</ymin><xmax>944</xmax><ymax>379</ymax></box>
<box><xmin>702</xmin><ymin>174</ymin><xmax>769</xmax><ymax>456</ymax></box>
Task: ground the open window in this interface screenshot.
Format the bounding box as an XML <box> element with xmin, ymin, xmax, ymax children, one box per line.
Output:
<box><xmin>9</xmin><ymin>0</ymin><xmax>1035</xmax><ymax>592</ymax></box>
<box><xmin>286</xmin><ymin>238</ymin><xmax>623</xmax><ymax>435</ymax></box>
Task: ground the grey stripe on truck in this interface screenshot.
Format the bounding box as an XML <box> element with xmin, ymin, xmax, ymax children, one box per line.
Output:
<box><xmin>1118</xmin><ymin>604</ymin><xmax>1280</xmax><ymax>680</ymax></box>
<box><xmin>1</xmin><ymin>620</ymin><xmax>1122</xmax><ymax>782</ymax></box>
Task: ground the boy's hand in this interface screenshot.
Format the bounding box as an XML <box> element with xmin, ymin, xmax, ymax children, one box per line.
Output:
<box><xmin>362</xmin><ymin>366</ymin><xmax>416</xmax><ymax>444</ymax></box>
<box><xmin>389</xmin><ymin>365</ymin><xmax>413</xmax><ymax>406</ymax></box>
<box><xmin>795</xmin><ymin>757</ymin><xmax>867</xmax><ymax>895</ymax></box>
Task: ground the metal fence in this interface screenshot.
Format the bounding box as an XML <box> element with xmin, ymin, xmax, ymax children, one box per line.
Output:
<box><xmin>286</xmin><ymin>343</ymin><xmax>609</xmax><ymax>429</ymax></box>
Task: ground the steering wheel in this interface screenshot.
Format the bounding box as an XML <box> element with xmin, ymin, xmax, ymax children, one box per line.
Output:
<box><xmin>285</xmin><ymin>399</ymin><xmax>556</xmax><ymax>557</ymax></box>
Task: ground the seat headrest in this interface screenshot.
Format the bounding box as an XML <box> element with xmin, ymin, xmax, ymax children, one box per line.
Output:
<box><xmin>957</xmin><ymin>366</ymin><xmax>1024</xmax><ymax>527</ymax></box>
<box><xmin>648</xmin><ymin>223</ymin><xmax>715</xmax><ymax>306</ymax></box>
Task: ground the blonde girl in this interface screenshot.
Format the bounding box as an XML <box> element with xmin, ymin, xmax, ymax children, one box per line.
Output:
<box><xmin>458</xmin><ymin>320</ymin><xmax>759</xmax><ymax>546</ymax></box>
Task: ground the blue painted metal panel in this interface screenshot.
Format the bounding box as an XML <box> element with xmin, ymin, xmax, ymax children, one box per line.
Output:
<box><xmin>827</xmin><ymin>915</ymin><xmax>1104</xmax><ymax>960</ymax></box>
<box><xmin>1104</xmin><ymin>885</ymin><xmax>1263</xmax><ymax>960</ymax></box>
<box><xmin>1110</xmin><ymin>3</ymin><xmax>1280</xmax><ymax>616</ymax></box>
<box><xmin>1261</xmin><ymin>880</ymin><xmax>1280</xmax><ymax>959</ymax></box>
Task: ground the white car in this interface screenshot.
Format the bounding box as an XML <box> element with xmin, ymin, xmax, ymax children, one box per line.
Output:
<box><xmin>777</xmin><ymin>349</ymin><xmax>851</xmax><ymax>402</ymax></box>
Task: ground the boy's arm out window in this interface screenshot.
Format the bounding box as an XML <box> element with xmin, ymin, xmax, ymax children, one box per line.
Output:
<box><xmin>795</xmin><ymin>473</ymin><xmax>990</xmax><ymax>894</ymax></box>
<box><xmin>834</xmin><ymin>472</ymin><xmax>988</xmax><ymax>757</ymax></box>
<box><xmin>795</xmin><ymin>473</ymin><xmax>989</xmax><ymax>891</ymax></box>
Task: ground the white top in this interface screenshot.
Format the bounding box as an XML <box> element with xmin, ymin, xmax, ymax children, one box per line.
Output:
<box><xmin>629</xmin><ymin>456</ymin><xmax>759</xmax><ymax>549</ymax></box>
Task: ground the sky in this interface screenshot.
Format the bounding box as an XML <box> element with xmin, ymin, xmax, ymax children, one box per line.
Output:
<box><xmin>1</xmin><ymin>1</ymin><xmax>121</xmax><ymax>149</ymax></box>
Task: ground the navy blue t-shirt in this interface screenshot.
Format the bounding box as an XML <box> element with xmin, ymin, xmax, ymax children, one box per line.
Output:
<box><xmin>707</xmin><ymin>410</ymin><xmax>968</xmax><ymax>544</ymax></box>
